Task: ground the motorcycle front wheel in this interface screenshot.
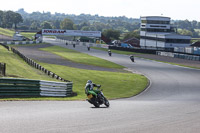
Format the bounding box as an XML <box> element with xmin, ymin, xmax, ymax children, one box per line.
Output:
<box><xmin>104</xmin><ymin>98</ymin><xmax>110</xmax><ymax>107</ymax></box>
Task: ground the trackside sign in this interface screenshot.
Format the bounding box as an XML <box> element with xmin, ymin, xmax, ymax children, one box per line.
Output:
<box><xmin>42</xmin><ymin>29</ymin><xmax>101</xmax><ymax>37</ymax></box>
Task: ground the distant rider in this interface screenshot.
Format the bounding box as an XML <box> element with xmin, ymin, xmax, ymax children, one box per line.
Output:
<box><xmin>85</xmin><ymin>80</ymin><xmax>101</xmax><ymax>97</ymax></box>
<box><xmin>87</xmin><ymin>46</ymin><xmax>90</xmax><ymax>51</ymax></box>
<box><xmin>108</xmin><ymin>49</ymin><xmax>112</xmax><ymax>56</ymax></box>
<box><xmin>130</xmin><ymin>55</ymin><xmax>134</xmax><ymax>62</ymax></box>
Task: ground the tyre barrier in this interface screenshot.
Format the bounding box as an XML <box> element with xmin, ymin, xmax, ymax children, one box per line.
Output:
<box><xmin>0</xmin><ymin>78</ymin><xmax>73</xmax><ymax>97</ymax></box>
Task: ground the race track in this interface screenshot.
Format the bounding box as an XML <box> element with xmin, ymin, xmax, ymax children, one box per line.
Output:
<box><xmin>1</xmin><ymin>38</ymin><xmax>200</xmax><ymax>133</ymax></box>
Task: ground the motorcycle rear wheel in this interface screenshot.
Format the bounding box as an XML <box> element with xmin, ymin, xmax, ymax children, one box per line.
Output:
<box><xmin>93</xmin><ymin>102</ymin><xmax>100</xmax><ymax>108</ymax></box>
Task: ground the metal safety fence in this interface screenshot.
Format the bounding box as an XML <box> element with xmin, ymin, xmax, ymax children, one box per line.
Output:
<box><xmin>0</xmin><ymin>63</ymin><xmax>6</xmax><ymax>76</ymax></box>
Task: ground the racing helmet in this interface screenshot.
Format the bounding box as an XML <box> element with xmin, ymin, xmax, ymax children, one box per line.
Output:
<box><xmin>87</xmin><ymin>80</ymin><xmax>92</xmax><ymax>84</ymax></box>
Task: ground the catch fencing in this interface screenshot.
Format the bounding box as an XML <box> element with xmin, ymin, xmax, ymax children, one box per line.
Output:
<box><xmin>0</xmin><ymin>78</ymin><xmax>73</xmax><ymax>97</ymax></box>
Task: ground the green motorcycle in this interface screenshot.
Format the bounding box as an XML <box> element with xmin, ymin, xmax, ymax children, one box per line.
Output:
<box><xmin>86</xmin><ymin>87</ymin><xmax>110</xmax><ymax>108</ymax></box>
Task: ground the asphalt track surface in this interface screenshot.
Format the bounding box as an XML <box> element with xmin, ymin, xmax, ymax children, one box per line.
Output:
<box><xmin>1</xmin><ymin>38</ymin><xmax>200</xmax><ymax>133</ymax></box>
<box><xmin>0</xmin><ymin>34</ymin><xmax>12</xmax><ymax>41</ymax></box>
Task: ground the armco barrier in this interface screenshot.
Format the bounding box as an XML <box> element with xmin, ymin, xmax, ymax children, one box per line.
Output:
<box><xmin>0</xmin><ymin>78</ymin><xmax>73</xmax><ymax>97</ymax></box>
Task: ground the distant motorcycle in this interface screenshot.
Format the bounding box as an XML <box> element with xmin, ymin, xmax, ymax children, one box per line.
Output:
<box><xmin>86</xmin><ymin>87</ymin><xmax>110</xmax><ymax>108</ymax></box>
<box><xmin>108</xmin><ymin>50</ymin><xmax>112</xmax><ymax>56</ymax></box>
<box><xmin>87</xmin><ymin>46</ymin><xmax>90</xmax><ymax>51</ymax></box>
<box><xmin>130</xmin><ymin>55</ymin><xmax>135</xmax><ymax>62</ymax></box>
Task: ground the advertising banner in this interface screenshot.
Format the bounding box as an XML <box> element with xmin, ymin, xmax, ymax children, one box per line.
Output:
<box><xmin>42</xmin><ymin>29</ymin><xmax>101</xmax><ymax>37</ymax></box>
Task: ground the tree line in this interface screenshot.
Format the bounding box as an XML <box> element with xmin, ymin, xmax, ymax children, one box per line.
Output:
<box><xmin>174</xmin><ymin>20</ymin><xmax>200</xmax><ymax>37</ymax></box>
<box><xmin>0</xmin><ymin>10</ymin><xmax>23</xmax><ymax>29</ymax></box>
<box><xmin>1</xmin><ymin>8</ymin><xmax>200</xmax><ymax>41</ymax></box>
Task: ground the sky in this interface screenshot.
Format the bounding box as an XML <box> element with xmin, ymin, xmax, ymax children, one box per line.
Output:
<box><xmin>1</xmin><ymin>0</ymin><xmax>200</xmax><ymax>21</ymax></box>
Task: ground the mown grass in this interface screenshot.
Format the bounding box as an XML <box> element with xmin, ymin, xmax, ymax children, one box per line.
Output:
<box><xmin>0</xmin><ymin>45</ymin><xmax>58</xmax><ymax>81</ymax></box>
<box><xmin>0</xmin><ymin>27</ymin><xmax>35</xmax><ymax>39</ymax></box>
<box><xmin>144</xmin><ymin>58</ymin><xmax>200</xmax><ymax>69</ymax></box>
<box><xmin>20</xmin><ymin>32</ymin><xmax>35</xmax><ymax>40</ymax></box>
<box><xmin>40</xmin><ymin>45</ymin><xmax>124</xmax><ymax>69</ymax></box>
<box><xmin>93</xmin><ymin>47</ymin><xmax>200</xmax><ymax>69</ymax></box>
<box><xmin>92</xmin><ymin>47</ymin><xmax>143</xmax><ymax>55</ymax></box>
<box><xmin>1</xmin><ymin>62</ymin><xmax>148</xmax><ymax>101</ymax></box>
<box><xmin>0</xmin><ymin>27</ymin><xmax>15</xmax><ymax>37</ymax></box>
<box><xmin>32</xmin><ymin>62</ymin><xmax>148</xmax><ymax>100</ymax></box>
<box><xmin>0</xmin><ymin>44</ymin><xmax>148</xmax><ymax>101</ymax></box>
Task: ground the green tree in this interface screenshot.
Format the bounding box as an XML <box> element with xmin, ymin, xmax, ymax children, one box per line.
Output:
<box><xmin>13</xmin><ymin>13</ymin><xmax>23</xmax><ymax>29</ymax></box>
<box><xmin>0</xmin><ymin>10</ymin><xmax>3</xmax><ymax>27</ymax></box>
<box><xmin>41</xmin><ymin>21</ymin><xmax>53</xmax><ymax>29</ymax></box>
<box><xmin>52</xmin><ymin>20</ymin><xmax>60</xmax><ymax>29</ymax></box>
<box><xmin>60</xmin><ymin>18</ymin><xmax>75</xmax><ymax>30</ymax></box>
<box><xmin>102</xmin><ymin>29</ymin><xmax>120</xmax><ymax>40</ymax></box>
<box><xmin>81</xmin><ymin>26</ymin><xmax>90</xmax><ymax>31</ymax></box>
<box><xmin>30</xmin><ymin>21</ymin><xmax>39</xmax><ymax>30</ymax></box>
<box><xmin>123</xmin><ymin>30</ymin><xmax>140</xmax><ymax>40</ymax></box>
<box><xmin>78</xmin><ymin>22</ymin><xmax>90</xmax><ymax>30</ymax></box>
<box><xmin>178</xmin><ymin>29</ymin><xmax>193</xmax><ymax>36</ymax></box>
<box><xmin>3</xmin><ymin>11</ymin><xmax>15</xmax><ymax>28</ymax></box>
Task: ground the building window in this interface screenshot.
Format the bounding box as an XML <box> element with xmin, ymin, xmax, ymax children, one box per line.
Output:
<box><xmin>141</xmin><ymin>28</ymin><xmax>171</xmax><ymax>32</ymax></box>
<box><xmin>165</xmin><ymin>39</ymin><xmax>190</xmax><ymax>43</ymax></box>
<box><xmin>150</xmin><ymin>25</ymin><xmax>167</xmax><ymax>28</ymax></box>
<box><xmin>141</xmin><ymin>20</ymin><xmax>170</xmax><ymax>24</ymax></box>
<box><xmin>140</xmin><ymin>36</ymin><xmax>190</xmax><ymax>44</ymax></box>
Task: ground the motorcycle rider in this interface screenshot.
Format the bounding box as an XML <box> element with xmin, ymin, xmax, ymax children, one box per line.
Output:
<box><xmin>130</xmin><ymin>55</ymin><xmax>134</xmax><ymax>62</ymax></box>
<box><xmin>108</xmin><ymin>49</ymin><xmax>112</xmax><ymax>56</ymax></box>
<box><xmin>85</xmin><ymin>80</ymin><xmax>101</xmax><ymax>97</ymax></box>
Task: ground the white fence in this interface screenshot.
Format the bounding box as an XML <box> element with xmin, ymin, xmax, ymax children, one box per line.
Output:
<box><xmin>156</xmin><ymin>51</ymin><xmax>200</xmax><ymax>61</ymax></box>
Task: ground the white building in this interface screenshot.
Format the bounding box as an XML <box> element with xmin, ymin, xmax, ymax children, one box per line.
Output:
<box><xmin>140</xmin><ymin>16</ymin><xmax>191</xmax><ymax>49</ymax></box>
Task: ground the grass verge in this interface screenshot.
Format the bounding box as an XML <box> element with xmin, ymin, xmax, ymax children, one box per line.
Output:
<box><xmin>0</xmin><ymin>27</ymin><xmax>35</xmax><ymax>40</ymax></box>
<box><xmin>20</xmin><ymin>32</ymin><xmax>35</xmax><ymax>40</ymax></box>
<box><xmin>1</xmin><ymin>62</ymin><xmax>148</xmax><ymax>101</ymax></box>
<box><xmin>92</xmin><ymin>47</ymin><xmax>142</xmax><ymax>55</ymax></box>
<box><xmin>0</xmin><ymin>27</ymin><xmax>15</xmax><ymax>37</ymax></box>
<box><xmin>0</xmin><ymin>45</ymin><xmax>148</xmax><ymax>101</ymax></box>
<box><xmin>40</xmin><ymin>45</ymin><xmax>124</xmax><ymax>69</ymax></box>
<box><xmin>143</xmin><ymin>58</ymin><xmax>200</xmax><ymax>69</ymax></box>
<box><xmin>16</xmin><ymin>62</ymin><xmax>148</xmax><ymax>100</ymax></box>
<box><xmin>0</xmin><ymin>45</ymin><xmax>58</xmax><ymax>81</ymax></box>
<box><xmin>93</xmin><ymin>47</ymin><xmax>200</xmax><ymax>69</ymax></box>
